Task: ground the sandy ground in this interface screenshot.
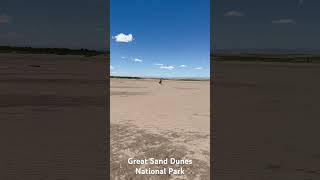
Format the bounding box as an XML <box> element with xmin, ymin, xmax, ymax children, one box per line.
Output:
<box><xmin>0</xmin><ymin>54</ymin><xmax>108</xmax><ymax>179</ymax></box>
<box><xmin>212</xmin><ymin>61</ymin><xmax>320</xmax><ymax>180</ymax></box>
<box><xmin>110</xmin><ymin>78</ymin><xmax>210</xmax><ymax>180</ymax></box>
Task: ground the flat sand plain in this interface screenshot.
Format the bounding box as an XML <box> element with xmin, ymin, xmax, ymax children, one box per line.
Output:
<box><xmin>0</xmin><ymin>54</ymin><xmax>108</xmax><ymax>179</ymax></box>
<box><xmin>111</xmin><ymin>78</ymin><xmax>210</xmax><ymax>179</ymax></box>
<box><xmin>213</xmin><ymin>61</ymin><xmax>320</xmax><ymax>180</ymax></box>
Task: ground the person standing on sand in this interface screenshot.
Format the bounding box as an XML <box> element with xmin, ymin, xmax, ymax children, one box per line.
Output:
<box><xmin>159</xmin><ymin>78</ymin><xmax>163</xmax><ymax>85</ymax></box>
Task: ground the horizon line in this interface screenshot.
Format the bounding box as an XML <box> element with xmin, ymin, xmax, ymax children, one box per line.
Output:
<box><xmin>110</xmin><ymin>75</ymin><xmax>210</xmax><ymax>80</ymax></box>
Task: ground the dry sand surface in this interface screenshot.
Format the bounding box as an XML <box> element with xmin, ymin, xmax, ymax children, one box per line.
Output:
<box><xmin>111</xmin><ymin>78</ymin><xmax>210</xmax><ymax>179</ymax></box>
<box><xmin>213</xmin><ymin>61</ymin><xmax>320</xmax><ymax>180</ymax></box>
<box><xmin>0</xmin><ymin>54</ymin><xmax>108</xmax><ymax>179</ymax></box>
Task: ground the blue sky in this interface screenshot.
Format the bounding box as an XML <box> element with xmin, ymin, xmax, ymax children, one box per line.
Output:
<box><xmin>110</xmin><ymin>0</ymin><xmax>210</xmax><ymax>78</ymax></box>
<box><xmin>0</xmin><ymin>0</ymin><xmax>107</xmax><ymax>50</ymax></box>
<box><xmin>2</xmin><ymin>0</ymin><xmax>319</xmax><ymax>54</ymax></box>
<box><xmin>213</xmin><ymin>0</ymin><xmax>320</xmax><ymax>50</ymax></box>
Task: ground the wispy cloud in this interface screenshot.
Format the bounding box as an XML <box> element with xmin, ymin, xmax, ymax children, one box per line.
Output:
<box><xmin>121</xmin><ymin>56</ymin><xmax>126</xmax><ymax>59</ymax></box>
<box><xmin>0</xmin><ymin>14</ymin><xmax>11</xmax><ymax>23</ymax></box>
<box><xmin>195</xmin><ymin>67</ymin><xmax>203</xmax><ymax>70</ymax></box>
<box><xmin>179</xmin><ymin>65</ymin><xmax>187</xmax><ymax>68</ymax></box>
<box><xmin>160</xmin><ymin>66</ymin><xmax>175</xmax><ymax>70</ymax></box>
<box><xmin>110</xmin><ymin>65</ymin><xmax>117</xmax><ymax>75</ymax></box>
<box><xmin>224</xmin><ymin>11</ymin><xmax>244</xmax><ymax>17</ymax></box>
<box><xmin>272</xmin><ymin>19</ymin><xmax>295</xmax><ymax>24</ymax></box>
<box><xmin>154</xmin><ymin>63</ymin><xmax>163</xmax><ymax>66</ymax></box>
<box><xmin>134</xmin><ymin>58</ymin><xmax>143</xmax><ymax>62</ymax></box>
<box><xmin>112</xmin><ymin>33</ymin><xmax>134</xmax><ymax>43</ymax></box>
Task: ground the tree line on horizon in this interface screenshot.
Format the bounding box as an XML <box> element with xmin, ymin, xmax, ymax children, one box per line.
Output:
<box><xmin>0</xmin><ymin>46</ymin><xmax>107</xmax><ymax>56</ymax></box>
<box><xmin>211</xmin><ymin>53</ymin><xmax>320</xmax><ymax>63</ymax></box>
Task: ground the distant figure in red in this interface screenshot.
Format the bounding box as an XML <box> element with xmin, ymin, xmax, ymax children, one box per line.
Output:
<box><xmin>159</xmin><ymin>78</ymin><xmax>163</xmax><ymax>85</ymax></box>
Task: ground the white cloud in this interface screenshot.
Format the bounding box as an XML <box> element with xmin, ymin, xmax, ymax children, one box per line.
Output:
<box><xmin>134</xmin><ymin>58</ymin><xmax>143</xmax><ymax>62</ymax></box>
<box><xmin>0</xmin><ymin>14</ymin><xmax>11</xmax><ymax>23</ymax></box>
<box><xmin>195</xmin><ymin>67</ymin><xmax>203</xmax><ymax>70</ymax></box>
<box><xmin>110</xmin><ymin>66</ymin><xmax>117</xmax><ymax>75</ymax></box>
<box><xmin>224</xmin><ymin>11</ymin><xmax>244</xmax><ymax>17</ymax></box>
<box><xmin>179</xmin><ymin>65</ymin><xmax>187</xmax><ymax>68</ymax></box>
<box><xmin>154</xmin><ymin>63</ymin><xmax>163</xmax><ymax>66</ymax></box>
<box><xmin>272</xmin><ymin>19</ymin><xmax>295</xmax><ymax>24</ymax></box>
<box><xmin>121</xmin><ymin>56</ymin><xmax>126</xmax><ymax>59</ymax></box>
<box><xmin>112</xmin><ymin>33</ymin><xmax>134</xmax><ymax>43</ymax></box>
<box><xmin>160</xmin><ymin>66</ymin><xmax>175</xmax><ymax>70</ymax></box>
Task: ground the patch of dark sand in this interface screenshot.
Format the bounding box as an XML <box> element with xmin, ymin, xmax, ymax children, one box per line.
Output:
<box><xmin>28</xmin><ymin>65</ymin><xmax>41</xmax><ymax>67</ymax></box>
